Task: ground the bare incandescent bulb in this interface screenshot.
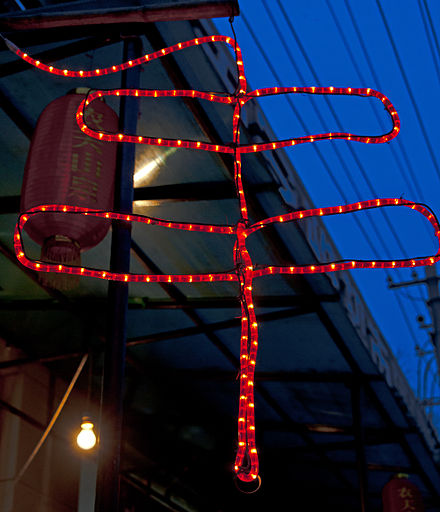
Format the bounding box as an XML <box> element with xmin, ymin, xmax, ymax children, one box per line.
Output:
<box><xmin>76</xmin><ymin>417</ymin><xmax>97</xmax><ymax>450</ymax></box>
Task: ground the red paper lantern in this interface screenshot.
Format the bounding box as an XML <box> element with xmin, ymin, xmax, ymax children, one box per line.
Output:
<box><xmin>21</xmin><ymin>89</ymin><xmax>118</xmax><ymax>287</ymax></box>
<box><xmin>382</xmin><ymin>474</ymin><xmax>424</xmax><ymax>512</ymax></box>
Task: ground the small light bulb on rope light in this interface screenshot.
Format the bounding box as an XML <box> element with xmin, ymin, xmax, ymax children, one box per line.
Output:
<box><xmin>76</xmin><ymin>417</ymin><xmax>97</xmax><ymax>450</ymax></box>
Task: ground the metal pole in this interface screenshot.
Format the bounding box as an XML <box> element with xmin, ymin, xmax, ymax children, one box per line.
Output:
<box><xmin>388</xmin><ymin>264</ymin><xmax>440</xmax><ymax>379</ymax></box>
<box><xmin>95</xmin><ymin>36</ymin><xmax>142</xmax><ymax>512</ymax></box>
<box><xmin>351</xmin><ymin>380</ymin><xmax>368</xmax><ymax>512</ymax></box>
<box><xmin>425</xmin><ymin>265</ymin><xmax>440</xmax><ymax>376</ymax></box>
<box><xmin>78</xmin><ymin>455</ymin><xmax>98</xmax><ymax>512</ymax></box>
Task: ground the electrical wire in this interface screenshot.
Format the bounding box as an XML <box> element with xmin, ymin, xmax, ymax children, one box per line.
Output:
<box><xmin>13</xmin><ymin>354</ymin><xmax>88</xmax><ymax>484</ymax></box>
<box><xmin>328</xmin><ymin>0</ymin><xmax>425</xmax><ymax>203</ymax></box>
<box><xmin>341</xmin><ymin>0</ymin><xmax>440</xmax><ymax>398</ymax></box>
<box><xmin>341</xmin><ymin>0</ymin><xmax>434</xmax><ymax>277</ymax></box>
<box><xmin>272</xmin><ymin>0</ymin><xmax>418</xmax><ymax>261</ymax></box>
<box><xmin>244</xmin><ymin>3</ymin><xmax>426</xmax><ymax>360</ymax></box>
<box><xmin>271</xmin><ymin>0</ymin><xmax>433</xmax><ymax>339</ymax></box>
<box><xmin>335</xmin><ymin>0</ymin><xmax>432</xmax><ymax>333</ymax></box>
<box><xmin>241</xmin><ymin>11</ymin><xmax>404</xmax><ymax>269</ymax></box>
<box><xmin>417</xmin><ymin>0</ymin><xmax>440</xmax><ymax>85</ymax></box>
<box><xmin>341</xmin><ymin>0</ymin><xmax>436</xmax><ymax>347</ymax></box>
<box><xmin>239</xmin><ymin>15</ymin><xmax>390</xmax><ymax>278</ymax></box>
<box><xmin>244</xmin><ymin>7</ymin><xmax>394</xmax><ymax>263</ymax></box>
<box><xmin>375</xmin><ymin>0</ymin><xmax>440</xmax><ymax>187</ymax></box>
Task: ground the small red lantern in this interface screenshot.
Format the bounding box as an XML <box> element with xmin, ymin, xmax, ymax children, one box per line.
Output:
<box><xmin>21</xmin><ymin>89</ymin><xmax>118</xmax><ymax>288</ymax></box>
<box><xmin>382</xmin><ymin>474</ymin><xmax>424</xmax><ymax>512</ymax></box>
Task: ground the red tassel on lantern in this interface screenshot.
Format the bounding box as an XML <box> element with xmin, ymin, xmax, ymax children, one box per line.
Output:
<box><xmin>382</xmin><ymin>474</ymin><xmax>424</xmax><ymax>512</ymax></box>
<box><xmin>21</xmin><ymin>89</ymin><xmax>118</xmax><ymax>289</ymax></box>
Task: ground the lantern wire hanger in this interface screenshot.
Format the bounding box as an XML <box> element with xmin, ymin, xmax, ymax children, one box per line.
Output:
<box><xmin>4</xmin><ymin>17</ymin><xmax>440</xmax><ymax>485</ymax></box>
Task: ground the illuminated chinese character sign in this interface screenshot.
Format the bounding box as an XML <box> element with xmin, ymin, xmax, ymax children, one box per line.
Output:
<box><xmin>6</xmin><ymin>33</ymin><xmax>440</xmax><ymax>483</ymax></box>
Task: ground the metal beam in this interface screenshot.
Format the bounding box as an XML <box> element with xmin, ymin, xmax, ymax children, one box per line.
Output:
<box><xmin>0</xmin><ymin>397</ymin><xmax>68</xmax><ymax>446</ymax></box>
<box><xmin>351</xmin><ymin>380</ymin><xmax>368</xmax><ymax>512</ymax></box>
<box><xmin>133</xmin><ymin>181</ymin><xmax>277</xmax><ymax>202</ymax></box>
<box><xmin>261</xmin><ymin>421</ymin><xmax>417</xmax><ymax>437</ymax></box>
<box><xmin>134</xmin><ymin>181</ymin><xmax>235</xmax><ymax>202</ymax></box>
<box><xmin>0</xmin><ymin>182</ymin><xmax>279</xmax><ymax>214</ymax></box>
<box><xmin>129</xmin><ymin>306</ymin><xmax>311</xmax><ymax>347</ymax></box>
<box><xmin>365</xmin><ymin>463</ymin><xmax>413</xmax><ymax>473</ymax></box>
<box><xmin>287</xmin><ymin>436</ymin><xmax>407</xmax><ymax>454</ymax></box>
<box><xmin>114</xmin><ymin>368</ymin><xmax>381</xmax><ymax>385</ymax></box>
<box><xmin>0</xmin><ymin>306</ymin><xmax>310</xmax><ymax>371</ymax></box>
<box><xmin>0</xmin><ymin>86</ymin><xmax>34</xmax><ymax>138</ymax></box>
<box><xmin>0</xmin><ymin>36</ymin><xmax>120</xmax><ymax>77</ymax></box>
<box><xmin>121</xmin><ymin>472</ymin><xmax>204</xmax><ymax>512</ymax></box>
<box><xmin>131</xmin><ymin>239</ymin><xmax>238</xmax><ymax>366</ymax></box>
<box><xmin>0</xmin><ymin>1</ymin><xmax>240</xmax><ymax>33</ymax></box>
<box><xmin>95</xmin><ymin>36</ymin><xmax>141</xmax><ymax>512</ymax></box>
<box><xmin>0</xmin><ymin>397</ymin><xmax>45</xmax><ymax>431</ymax></box>
<box><xmin>0</xmin><ymin>239</ymin><xmax>71</xmax><ymax>305</ymax></box>
<box><xmin>264</xmin><ymin>447</ymin><xmax>412</xmax><ymax>476</ymax></box>
<box><xmin>144</xmin><ymin>369</ymin><xmax>380</xmax><ymax>384</ymax></box>
<box><xmin>132</xmin><ymin>293</ymin><xmax>338</xmax><ymax>308</ymax></box>
<box><xmin>0</xmin><ymin>293</ymin><xmax>338</xmax><ymax>310</ymax></box>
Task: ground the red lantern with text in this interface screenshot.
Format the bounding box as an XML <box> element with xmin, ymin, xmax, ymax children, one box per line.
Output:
<box><xmin>21</xmin><ymin>89</ymin><xmax>118</xmax><ymax>288</ymax></box>
<box><xmin>382</xmin><ymin>474</ymin><xmax>424</xmax><ymax>512</ymax></box>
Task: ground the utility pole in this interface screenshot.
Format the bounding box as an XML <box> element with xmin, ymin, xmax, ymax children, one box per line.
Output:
<box><xmin>425</xmin><ymin>265</ymin><xmax>440</xmax><ymax>375</ymax></box>
<box><xmin>388</xmin><ymin>264</ymin><xmax>440</xmax><ymax>402</ymax></box>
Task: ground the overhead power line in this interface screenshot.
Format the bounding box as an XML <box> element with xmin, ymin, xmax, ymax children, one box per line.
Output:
<box><xmin>338</xmin><ymin>0</ymin><xmax>431</xmax><ymax>314</ymax></box>
<box><xmin>418</xmin><ymin>0</ymin><xmax>440</xmax><ymax>85</ymax></box>
<box><xmin>273</xmin><ymin>0</ymin><xmax>418</xmax><ymax>261</ymax></box>
<box><xmin>375</xmin><ymin>0</ymin><xmax>440</xmax><ymax>187</ymax></box>
<box><xmin>240</xmin><ymin>14</ymin><xmax>386</xmax><ymax>263</ymax></box>
<box><xmin>272</xmin><ymin>0</ymin><xmax>431</xmax><ymax>336</ymax></box>
<box><xmin>241</xmin><ymin>3</ymin><xmax>423</xmax><ymax>347</ymax></box>
<box><xmin>330</xmin><ymin>0</ymin><xmax>425</xmax><ymax>203</ymax></box>
<box><xmin>262</xmin><ymin>1</ymin><xmax>426</xmax><ymax>323</ymax></box>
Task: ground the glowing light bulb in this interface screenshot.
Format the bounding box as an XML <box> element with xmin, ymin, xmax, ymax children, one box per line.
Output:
<box><xmin>76</xmin><ymin>417</ymin><xmax>97</xmax><ymax>450</ymax></box>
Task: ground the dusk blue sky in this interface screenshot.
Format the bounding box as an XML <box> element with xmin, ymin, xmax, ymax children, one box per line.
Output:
<box><xmin>216</xmin><ymin>0</ymin><xmax>440</xmax><ymax>425</ymax></box>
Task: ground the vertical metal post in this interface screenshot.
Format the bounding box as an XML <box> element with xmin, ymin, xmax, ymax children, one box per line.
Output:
<box><xmin>425</xmin><ymin>265</ymin><xmax>440</xmax><ymax>376</ymax></box>
<box><xmin>388</xmin><ymin>265</ymin><xmax>440</xmax><ymax>381</ymax></box>
<box><xmin>351</xmin><ymin>380</ymin><xmax>368</xmax><ymax>512</ymax></box>
<box><xmin>78</xmin><ymin>455</ymin><xmax>98</xmax><ymax>511</ymax></box>
<box><xmin>95</xmin><ymin>36</ymin><xmax>142</xmax><ymax>512</ymax></box>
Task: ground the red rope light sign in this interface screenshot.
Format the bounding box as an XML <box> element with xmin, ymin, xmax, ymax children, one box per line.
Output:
<box><xmin>7</xmin><ymin>33</ymin><xmax>440</xmax><ymax>483</ymax></box>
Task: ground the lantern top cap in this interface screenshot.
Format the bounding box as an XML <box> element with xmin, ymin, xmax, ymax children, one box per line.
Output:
<box><xmin>73</xmin><ymin>87</ymin><xmax>91</xmax><ymax>95</ymax></box>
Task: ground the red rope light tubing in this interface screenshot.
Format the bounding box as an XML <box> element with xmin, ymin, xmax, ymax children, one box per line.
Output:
<box><xmin>1</xmin><ymin>34</ymin><xmax>247</xmax><ymax>83</ymax></box>
<box><xmin>76</xmin><ymin>85</ymin><xmax>399</xmax><ymax>152</ymax></box>
<box><xmin>8</xmin><ymin>34</ymin><xmax>435</xmax><ymax>483</ymax></box>
<box><xmin>14</xmin><ymin>200</ymin><xmax>440</xmax><ymax>279</ymax></box>
<box><xmin>14</xmin><ymin>205</ymin><xmax>237</xmax><ymax>282</ymax></box>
